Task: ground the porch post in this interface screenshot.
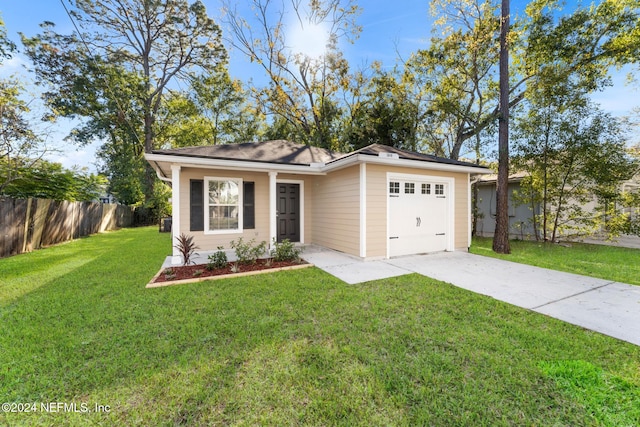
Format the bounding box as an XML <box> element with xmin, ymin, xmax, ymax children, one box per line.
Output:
<box><xmin>171</xmin><ymin>164</ymin><xmax>182</xmax><ymax>265</ymax></box>
<box><xmin>269</xmin><ymin>171</ymin><xmax>278</xmax><ymax>248</ymax></box>
<box><xmin>359</xmin><ymin>163</ymin><xmax>367</xmax><ymax>258</ymax></box>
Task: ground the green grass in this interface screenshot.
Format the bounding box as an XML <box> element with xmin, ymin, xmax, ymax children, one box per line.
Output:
<box><xmin>1</xmin><ymin>227</ymin><xmax>639</xmax><ymax>426</ymax></box>
<box><xmin>471</xmin><ymin>237</ymin><xmax>640</xmax><ymax>286</ymax></box>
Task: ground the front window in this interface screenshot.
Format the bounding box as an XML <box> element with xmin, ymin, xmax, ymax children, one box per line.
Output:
<box><xmin>206</xmin><ymin>178</ymin><xmax>242</xmax><ymax>232</ymax></box>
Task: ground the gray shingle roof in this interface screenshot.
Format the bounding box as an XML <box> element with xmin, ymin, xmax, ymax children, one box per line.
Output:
<box><xmin>333</xmin><ymin>143</ymin><xmax>483</xmax><ymax>168</ymax></box>
<box><xmin>151</xmin><ymin>140</ymin><xmax>486</xmax><ymax>170</ymax></box>
<box><xmin>151</xmin><ymin>140</ymin><xmax>343</xmax><ymax>165</ymax></box>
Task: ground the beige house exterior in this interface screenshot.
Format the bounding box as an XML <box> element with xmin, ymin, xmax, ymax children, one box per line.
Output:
<box><xmin>145</xmin><ymin>140</ymin><xmax>490</xmax><ymax>265</ymax></box>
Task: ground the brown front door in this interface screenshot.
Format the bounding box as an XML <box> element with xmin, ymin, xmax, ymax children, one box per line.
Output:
<box><xmin>277</xmin><ymin>183</ymin><xmax>300</xmax><ymax>242</ymax></box>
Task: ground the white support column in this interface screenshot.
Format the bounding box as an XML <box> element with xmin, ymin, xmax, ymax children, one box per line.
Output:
<box><xmin>171</xmin><ymin>164</ymin><xmax>182</xmax><ymax>265</ymax></box>
<box><xmin>468</xmin><ymin>173</ymin><xmax>472</xmax><ymax>250</ymax></box>
<box><xmin>269</xmin><ymin>171</ymin><xmax>278</xmax><ymax>248</ymax></box>
<box><xmin>359</xmin><ymin>163</ymin><xmax>367</xmax><ymax>258</ymax></box>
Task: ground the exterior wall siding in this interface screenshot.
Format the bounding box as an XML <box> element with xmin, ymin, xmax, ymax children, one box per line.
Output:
<box><xmin>365</xmin><ymin>164</ymin><xmax>470</xmax><ymax>257</ymax></box>
<box><xmin>178</xmin><ymin>168</ymin><xmax>271</xmax><ymax>251</ymax></box>
<box><xmin>310</xmin><ymin>166</ymin><xmax>360</xmax><ymax>256</ymax></box>
<box><xmin>178</xmin><ymin>168</ymin><xmax>315</xmax><ymax>252</ymax></box>
<box><xmin>178</xmin><ymin>162</ymin><xmax>472</xmax><ymax>258</ymax></box>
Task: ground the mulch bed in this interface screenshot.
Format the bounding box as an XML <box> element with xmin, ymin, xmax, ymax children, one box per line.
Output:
<box><xmin>153</xmin><ymin>258</ymin><xmax>308</xmax><ymax>283</ymax></box>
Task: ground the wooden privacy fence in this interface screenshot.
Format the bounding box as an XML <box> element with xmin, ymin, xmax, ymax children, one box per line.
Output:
<box><xmin>0</xmin><ymin>197</ymin><xmax>134</xmax><ymax>259</ymax></box>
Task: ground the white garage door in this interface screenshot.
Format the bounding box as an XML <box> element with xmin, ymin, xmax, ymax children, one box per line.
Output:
<box><xmin>388</xmin><ymin>177</ymin><xmax>450</xmax><ymax>257</ymax></box>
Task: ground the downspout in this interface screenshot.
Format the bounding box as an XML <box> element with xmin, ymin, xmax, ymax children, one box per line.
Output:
<box><xmin>153</xmin><ymin>161</ymin><xmax>172</xmax><ymax>183</ymax></box>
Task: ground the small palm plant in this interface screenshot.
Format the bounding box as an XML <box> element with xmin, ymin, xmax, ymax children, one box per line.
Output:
<box><xmin>174</xmin><ymin>233</ymin><xmax>199</xmax><ymax>266</ymax></box>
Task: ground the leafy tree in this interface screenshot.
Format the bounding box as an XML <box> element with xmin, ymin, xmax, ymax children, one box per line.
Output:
<box><xmin>0</xmin><ymin>14</ymin><xmax>16</xmax><ymax>59</ymax></box>
<box><xmin>0</xmin><ymin>78</ymin><xmax>44</xmax><ymax>194</ymax></box>
<box><xmin>69</xmin><ymin>0</ymin><xmax>226</xmax><ymax>151</ymax></box>
<box><xmin>344</xmin><ymin>63</ymin><xmax>421</xmax><ymax>151</ymax></box>
<box><xmin>22</xmin><ymin>0</ymin><xmax>226</xmax><ymax>204</ymax></box>
<box><xmin>190</xmin><ymin>65</ymin><xmax>264</xmax><ymax>145</ymax></box>
<box><xmin>156</xmin><ymin>64</ymin><xmax>265</xmax><ymax>147</ymax></box>
<box><xmin>223</xmin><ymin>0</ymin><xmax>361</xmax><ymax>149</ymax></box>
<box><xmin>0</xmin><ymin>20</ymin><xmax>51</xmax><ymax>195</ymax></box>
<box><xmin>406</xmin><ymin>0</ymin><xmax>499</xmax><ymax>160</ymax></box>
<box><xmin>0</xmin><ymin>158</ymin><xmax>107</xmax><ymax>201</ymax></box>
<box><xmin>415</xmin><ymin>0</ymin><xmax>639</xmax><ymax>161</ymax></box>
<box><xmin>513</xmin><ymin>95</ymin><xmax>637</xmax><ymax>241</ymax></box>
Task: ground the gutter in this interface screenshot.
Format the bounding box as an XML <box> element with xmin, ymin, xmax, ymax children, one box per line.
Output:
<box><xmin>144</xmin><ymin>151</ymin><xmax>492</xmax><ymax>178</ymax></box>
<box><xmin>152</xmin><ymin>161</ymin><xmax>172</xmax><ymax>183</ymax></box>
<box><xmin>144</xmin><ymin>153</ymin><xmax>327</xmax><ymax>175</ymax></box>
<box><xmin>324</xmin><ymin>154</ymin><xmax>492</xmax><ymax>175</ymax></box>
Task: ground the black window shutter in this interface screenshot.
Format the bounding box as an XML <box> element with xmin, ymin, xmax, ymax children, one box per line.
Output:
<box><xmin>190</xmin><ymin>180</ymin><xmax>204</xmax><ymax>231</ymax></box>
<box><xmin>243</xmin><ymin>181</ymin><xmax>255</xmax><ymax>229</ymax></box>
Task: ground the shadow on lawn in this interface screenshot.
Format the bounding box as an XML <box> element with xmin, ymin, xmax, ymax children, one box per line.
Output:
<box><xmin>0</xmin><ymin>229</ymin><xmax>327</xmax><ymax>412</ymax></box>
<box><xmin>2</xmin><ymin>229</ymin><xmax>640</xmax><ymax>425</ymax></box>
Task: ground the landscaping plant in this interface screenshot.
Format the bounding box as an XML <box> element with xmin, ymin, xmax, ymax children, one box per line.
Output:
<box><xmin>206</xmin><ymin>246</ymin><xmax>228</xmax><ymax>270</ymax></box>
<box><xmin>174</xmin><ymin>233</ymin><xmax>199</xmax><ymax>266</ymax></box>
<box><xmin>230</xmin><ymin>237</ymin><xmax>267</xmax><ymax>264</ymax></box>
<box><xmin>270</xmin><ymin>238</ymin><xmax>302</xmax><ymax>262</ymax></box>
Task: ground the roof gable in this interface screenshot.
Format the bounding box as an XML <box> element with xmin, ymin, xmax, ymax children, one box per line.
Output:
<box><xmin>334</xmin><ymin>143</ymin><xmax>482</xmax><ymax>168</ymax></box>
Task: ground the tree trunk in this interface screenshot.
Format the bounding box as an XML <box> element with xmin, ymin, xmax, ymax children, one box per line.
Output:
<box><xmin>492</xmin><ymin>0</ymin><xmax>511</xmax><ymax>254</ymax></box>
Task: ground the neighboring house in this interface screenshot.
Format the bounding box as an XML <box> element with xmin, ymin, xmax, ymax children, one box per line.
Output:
<box><xmin>99</xmin><ymin>194</ymin><xmax>117</xmax><ymax>204</ymax></box>
<box><xmin>475</xmin><ymin>173</ymin><xmax>540</xmax><ymax>240</ymax></box>
<box><xmin>476</xmin><ymin>173</ymin><xmax>640</xmax><ymax>240</ymax></box>
<box><xmin>145</xmin><ymin>140</ymin><xmax>491</xmax><ymax>265</ymax></box>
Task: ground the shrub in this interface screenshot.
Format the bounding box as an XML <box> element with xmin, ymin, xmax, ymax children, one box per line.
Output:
<box><xmin>163</xmin><ymin>268</ymin><xmax>176</xmax><ymax>281</ymax></box>
<box><xmin>270</xmin><ymin>238</ymin><xmax>302</xmax><ymax>262</ymax></box>
<box><xmin>230</xmin><ymin>238</ymin><xmax>267</xmax><ymax>264</ymax></box>
<box><xmin>206</xmin><ymin>246</ymin><xmax>228</xmax><ymax>270</ymax></box>
<box><xmin>174</xmin><ymin>233</ymin><xmax>199</xmax><ymax>266</ymax></box>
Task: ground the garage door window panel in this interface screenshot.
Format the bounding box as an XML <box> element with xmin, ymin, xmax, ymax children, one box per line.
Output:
<box><xmin>404</xmin><ymin>183</ymin><xmax>415</xmax><ymax>194</ymax></box>
<box><xmin>389</xmin><ymin>182</ymin><xmax>400</xmax><ymax>195</ymax></box>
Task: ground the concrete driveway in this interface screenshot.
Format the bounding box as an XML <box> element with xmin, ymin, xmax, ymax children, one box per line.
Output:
<box><xmin>302</xmin><ymin>246</ymin><xmax>640</xmax><ymax>347</ymax></box>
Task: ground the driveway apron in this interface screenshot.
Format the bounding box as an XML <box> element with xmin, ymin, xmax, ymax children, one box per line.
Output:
<box><xmin>303</xmin><ymin>247</ymin><xmax>640</xmax><ymax>346</ymax></box>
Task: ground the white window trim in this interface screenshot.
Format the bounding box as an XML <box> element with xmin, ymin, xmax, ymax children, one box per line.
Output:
<box><xmin>204</xmin><ymin>176</ymin><xmax>243</xmax><ymax>235</ymax></box>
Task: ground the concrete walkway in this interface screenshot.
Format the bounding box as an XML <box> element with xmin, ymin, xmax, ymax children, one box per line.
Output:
<box><xmin>302</xmin><ymin>246</ymin><xmax>640</xmax><ymax>346</ymax></box>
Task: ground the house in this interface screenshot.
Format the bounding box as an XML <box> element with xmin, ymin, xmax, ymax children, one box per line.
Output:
<box><xmin>144</xmin><ymin>140</ymin><xmax>491</xmax><ymax>265</ymax></box>
<box><xmin>475</xmin><ymin>173</ymin><xmax>540</xmax><ymax>240</ymax></box>
<box><xmin>476</xmin><ymin>172</ymin><xmax>640</xmax><ymax>240</ymax></box>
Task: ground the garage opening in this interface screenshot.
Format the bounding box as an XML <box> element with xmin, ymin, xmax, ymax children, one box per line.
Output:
<box><xmin>388</xmin><ymin>174</ymin><xmax>453</xmax><ymax>257</ymax></box>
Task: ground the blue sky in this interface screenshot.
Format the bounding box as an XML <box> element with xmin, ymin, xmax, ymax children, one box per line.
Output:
<box><xmin>1</xmin><ymin>0</ymin><xmax>637</xmax><ymax>172</ymax></box>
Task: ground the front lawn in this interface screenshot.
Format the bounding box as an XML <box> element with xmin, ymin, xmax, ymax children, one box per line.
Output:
<box><xmin>1</xmin><ymin>227</ymin><xmax>639</xmax><ymax>426</ymax></box>
<box><xmin>470</xmin><ymin>237</ymin><xmax>640</xmax><ymax>286</ymax></box>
